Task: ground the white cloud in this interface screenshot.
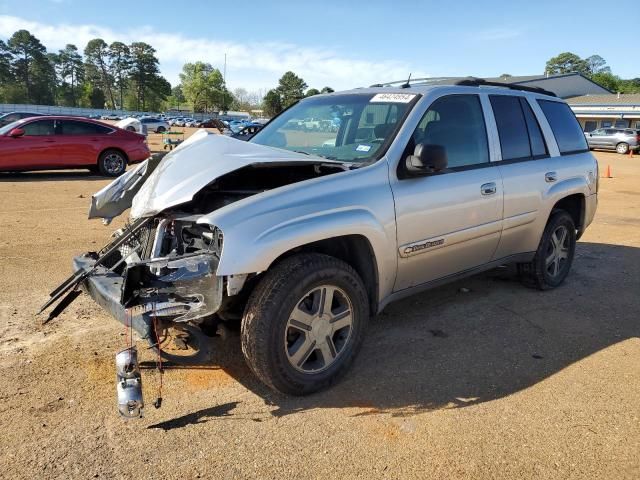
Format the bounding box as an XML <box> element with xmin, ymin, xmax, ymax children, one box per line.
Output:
<box><xmin>0</xmin><ymin>15</ymin><xmax>428</xmax><ymax>91</ymax></box>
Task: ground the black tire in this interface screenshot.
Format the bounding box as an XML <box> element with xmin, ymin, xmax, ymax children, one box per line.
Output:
<box><xmin>616</xmin><ymin>142</ymin><xmax>629</xmax><ymax>154</ymax></box>
<box><xmin>520</xmin><ymin>210</ymin><xmax>576</xmax><ymax>290</ymax></box>
<box><xmin>156</xmin><ymin>126</ymin><xmax>166</xmax><ymax>133</ymax></box>
<box><xmin>97</xmin><ymin>149</ymin><xmax>127</xmax><ymax>177</ymax></box>
<box><xmin>241</xmin><ymin>253</ymin><xmax>369</xmax><ymax>395</ymax></box>
<box><xmin>126</xmin><ymin>126</ymin><xmax>136</xmax><ymax>132</ymax></box>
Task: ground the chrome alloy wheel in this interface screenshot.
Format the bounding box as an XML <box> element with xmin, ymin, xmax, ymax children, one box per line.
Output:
<box><xmin>545</xmin><ymin>225</ymin><xmax>570</xmax><ymax>278</ymax></box>
<box><xmin>285</xmin><ymin>285</ymin><xmax>353</xmax><ymax>373</ymax></box>
<box><xmin>103</xmin><ymin>152</ymin><xmax>125</xmax><ymax>175</ymax></box>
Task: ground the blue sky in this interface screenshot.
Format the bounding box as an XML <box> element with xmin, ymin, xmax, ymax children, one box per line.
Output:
<box><xmin>0</xmin><ymin>0</ymin><xmax>636</xmax><ymax>93</ymax></box>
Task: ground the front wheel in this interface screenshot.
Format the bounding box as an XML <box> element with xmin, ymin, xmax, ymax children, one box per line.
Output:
<box><xmin>520</xmin><ymin>210</ymin><xmax>576</xmax><ymax>290</ymax></box>
<box><xmin>241</xmin><ymin>253</ymin><xmax>369</xmax><ymax>395</ymax></box>
<box><xmin>98</xmin><ymin>149</ymin><xmax>127</xmax><ymax>177</ymax></box>
<box><xmin>156</xmin><ymin>126</ymin><xmax>166</xmax><ymax>133</ymax></box>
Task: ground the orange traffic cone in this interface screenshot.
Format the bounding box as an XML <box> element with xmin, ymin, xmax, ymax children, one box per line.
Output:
<box><xmin>605</xmin><ymin>165</ymin><xmax>612</xmax><ymax>178</ymax></box>
<box><xmin>630</xmin><ymin>148</ymin><xmax>634</xmax><ymax>158</ymax></box>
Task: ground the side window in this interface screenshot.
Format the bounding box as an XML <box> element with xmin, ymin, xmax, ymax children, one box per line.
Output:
<box><xmin>583</xmin><ymin>120</ymin><xmax>597</xmax><ymax>132</ymax></box>
<box><xmin>59</xmin><ymin>120</ymin><xmax>111</xmax><ymax>135</ymax></box>
<box><xmin>22</xmin><ymin>120</ymin><xmax>55</xmax><ymax>136</ymax></box>
<box><xmin>411</xmin><ymin>94</ymin><xmax>489</xmax><ymax>168</ymax></box>
<box><xmin>520</xmin><ymin>98</ymin><xmax>548</xmax><ymax>157</ymax></box>
<box><xmin>490</xmin><ymin>95</ymin><xmax>531</xmax><ymax>160</ymax></box>
<box><xmin>537</xmin><ymin>100</ymin><xmax>589</xmax><ymax>154</ymax></box>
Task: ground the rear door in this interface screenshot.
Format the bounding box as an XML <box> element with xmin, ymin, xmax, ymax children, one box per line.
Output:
<box><xmin>0</xmin><ymin>119</ymin><xmax>58</xmax><ymax>170</ymax></box>
<box><xmin>56</xmin><ymin>120</ymin><xmax>112</xmax><ymax>166</ymax></box>
<box><xmin>489</xmin><ymin>95</ymin><xmax>556</xmax><ymax>258</ymax></box>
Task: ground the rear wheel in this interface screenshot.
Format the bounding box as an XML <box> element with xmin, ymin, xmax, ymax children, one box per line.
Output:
<box><xmin>98</xmin><ymin>149</ymin><xmax>127</xmax><ymax>177</ymax></box>
<box><xmin>156</xmin><ymin>126</ymin><xmax>166</xmax><ymax>133</ymax></box>
<box><xmin>241</xmin><ymin>253</ymin><xmax>369</xmax><ymax>395</ymax></box>
<box><xmin>616</xmin><ymin>142</ymin><xmax>629</xmax><ymax>154</ymax></box>
<box><xmin>126</xmin><ymin>126</ymin><xmax>136</xmax><ymax>132</ymax></box>
<box><xmin>520</xmin><ymin>211</ymin><xmax>576</xmax><ymax>290</ymax></box>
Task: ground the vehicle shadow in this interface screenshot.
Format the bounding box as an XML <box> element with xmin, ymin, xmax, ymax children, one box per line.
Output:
<box><xmin>176</xmin><ymin>241</ymin><xmax>640</xmax><ymax>419</ymax></box>
<box><xmin>0</xmin><ymin>171</ymin><xmax>112</xmax><ymax>182</ymax></box>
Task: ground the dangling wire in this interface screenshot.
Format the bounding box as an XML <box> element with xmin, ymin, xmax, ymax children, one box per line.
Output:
<box><xmin>152</xmin><ymin>302</ymin><xmax>163</xmax><ymax>409</ymax></box>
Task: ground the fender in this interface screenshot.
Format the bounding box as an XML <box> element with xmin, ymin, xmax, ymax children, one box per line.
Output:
<box><xmin>543</xmin><ymin>175</ymin><xmax>589</xmax><ymax>216</ymax></box>
<box><xmin>196</xmin><ymin>159</ymin><xmax>399</xmax><ymax>302</ymax></box>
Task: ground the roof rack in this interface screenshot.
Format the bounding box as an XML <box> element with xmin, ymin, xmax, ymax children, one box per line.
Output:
<box><xmin>369</xmin><ymin>76</ymin><xmax>557</xmax><ymax>97</ymax></box>
<box><xmin>453</xmin><ymin>77</ymin><xmax>557</xmax><ymax>97</ymax></box>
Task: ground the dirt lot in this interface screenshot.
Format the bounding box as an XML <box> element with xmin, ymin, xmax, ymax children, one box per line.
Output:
<box><xmin>0</xmin><ymin>149</ymin><xmax>638</xmax><ymax>479</ymax></box>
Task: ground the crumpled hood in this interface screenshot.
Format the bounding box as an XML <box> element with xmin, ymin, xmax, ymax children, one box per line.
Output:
<box><xmin>130</xmin><ymin>131</ymin><xmax>340</xmax><ymax>218</ymax></box>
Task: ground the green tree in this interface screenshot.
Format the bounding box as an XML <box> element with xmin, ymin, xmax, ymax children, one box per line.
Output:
<box><xmin>109</xmin><ymin>42</ymin><xmax>131</xmax><ymax>109</ymax></box>
<box><xmin>167</xmin><ymin>85</ymin><xmax>186</xmax><ymax>109</ymax></box>
<box><xmin>55</xmin><ymin>44</ymin><xmax>84</xmax><ymax>106</ymax></box>
<box><xmin>263</xmin><ymin>88</ymin><xmax>282</xmax><ymax>117</ymax></box>
<box><xmin>84</xmin><ymin>39</ymin><xmax>116</xmax><ymax>108</ymax></box>
<box><xmin>590</xmin><ymin>72</ymin><xmax>620</xmax><ymax>92</ymax></box>
<box><xmin>585</xmin><ymin>55</ymin><xmax>611</xmax><ymax>75</ymax></box>
<box><xmin>545</xmin><ymin>52</ymin><xmax>589</xmax><ymax>76</ymax></box>
<box><xmin>128</xmin><ymin>42</ymin><xmax>167</xmax><ymax>111</ymax></box>
<box><xmin>88</xmin><ymin>85</ymin><xmax>106</xmax><ymax>108</ymax></box>
<box><xmin>305</xmin><ymin>88</ymin><xmax>320</xmax><ymax>97</ymax></box>
<box><xmin>277</xmin><ymin>71</ymin><xmax>307</xmax><ymax>108</ymax></box>
<box><xmin>619</xmin><ymin>78</ymin><xmax>640</xmax><ymax>94</ymax></box>
<box><xmin>7</xmin><ymin>29</ymin><xmax>55</xmax><ymax>103</ymax></box>
<box><xmin>320</xmin><ymin>86</ymin><xmax>334</xmax><ymax>94</ymax></box>
<box><xmin>179</xmin><ymin>61</ymin><xmax>230</xmax><ymax>112</ymax></box>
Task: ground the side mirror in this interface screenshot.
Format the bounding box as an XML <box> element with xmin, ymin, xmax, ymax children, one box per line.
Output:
<box><xmin>8</xmin><ymin>128</ymin><xmax>25</xmax><ymax>138</ymax></box>
<box><xmin>405</xmin><ymin>143</ymin><xmax>448</xmax><ymax>175</ymax></box>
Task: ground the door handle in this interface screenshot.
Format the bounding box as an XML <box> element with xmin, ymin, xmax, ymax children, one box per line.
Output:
<box><xmin>545</xmin><ymin>171</ymin><xmax>557</xmax><ymax>183</ymax></box>
<box><xmin>481</xmin><ymin>182</ymin><xmax>497</xmax><ymax>195</ymax></box>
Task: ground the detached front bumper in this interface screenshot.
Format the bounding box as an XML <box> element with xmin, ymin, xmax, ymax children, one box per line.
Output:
<box><xmin>73</xmin><ymin>252</ymin><xmax>222</xmax><ymax>339</ymax></box>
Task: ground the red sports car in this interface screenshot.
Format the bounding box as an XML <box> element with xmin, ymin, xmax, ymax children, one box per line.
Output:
<box><xmin>0</xmin><ymin>116</ymin><xmax>150</xmax><ymax>177</ymax></box>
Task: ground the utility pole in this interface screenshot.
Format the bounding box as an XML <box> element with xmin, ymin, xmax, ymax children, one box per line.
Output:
<box><xmin>222</xmin><ymin>53</ymin><xmax>227</xmax><ymax>113</ymax></box>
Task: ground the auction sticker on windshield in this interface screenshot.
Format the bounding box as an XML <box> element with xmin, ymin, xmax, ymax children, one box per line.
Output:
<box><xmin>370</xmin><ymin>93</ymin><xmax>416</xmax><ymax>103</ymax></box>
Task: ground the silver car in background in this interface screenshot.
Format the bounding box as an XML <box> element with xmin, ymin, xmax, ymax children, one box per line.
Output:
<box><xmin>139</xmin><ymin>116</ymin><xmax>169</xmax><ymax>133</ymax></box>
<box><xmin>585</xmin><ymin>128</ymin><xmax>640</xmax><ymax>154</ymax></box>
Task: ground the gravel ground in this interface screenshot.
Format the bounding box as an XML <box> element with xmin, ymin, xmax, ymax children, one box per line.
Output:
<box><xmin>0</xmin><ymin>150</ymin><xmax>638</xmax><ymax>479</ymax></box>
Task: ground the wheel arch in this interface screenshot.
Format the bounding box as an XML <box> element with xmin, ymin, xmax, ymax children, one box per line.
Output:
<box><xmin>265</xmin><ymin>235</ymin><xmax>379</xmax><ymax>316</ymax></box>
<box><xmin>551</xmin><ymin>193</ymin><xmax>586</xmax><ymax>238</ymax></box>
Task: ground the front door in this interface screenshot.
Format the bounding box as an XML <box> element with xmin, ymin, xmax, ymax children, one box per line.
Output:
<box><xmin>0</xmin><ymin>119</ymin><xmax>58</xmax><ymax>170</ymax></box>
<box><xmin>390</xmin><ymin>94</ymin><xmax>503</xmax><ymax>291</ymax></box>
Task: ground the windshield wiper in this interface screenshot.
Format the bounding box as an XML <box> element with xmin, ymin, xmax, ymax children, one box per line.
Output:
<box><xmin>292</xmin><ymin>150</ymin><xmax>310</xmax><ymax>155</ymax></box>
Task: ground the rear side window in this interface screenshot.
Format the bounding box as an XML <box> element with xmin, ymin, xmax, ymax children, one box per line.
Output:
<box><xmin>537</xmin><ymin>100</ymin><xmax>588</xmax><ymax>154</ymax></box>
<box><xmin>490</xmin><ymin>95</ymin><xmax>530</xmax><ymax>160</ymax></box>
<box><xmin>59</xmin><ymin>120</ymin><xmax>112</xmax><ymax>135</ymax></box>
<box><xmin>520</xmin><ymin>98</ymin><xmax>548</xmax><ymax>157</ymax></box>
<box><xmin>490</xmin><ymin>95</ymin><xmax>548</xmax><ymax>161</ymax></box>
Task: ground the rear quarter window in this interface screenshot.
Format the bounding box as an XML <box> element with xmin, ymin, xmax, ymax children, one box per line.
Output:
<box><xmin>537</xmin><ymin>100</ymin><xmax>588</xmax><ymax>154</ymax></box>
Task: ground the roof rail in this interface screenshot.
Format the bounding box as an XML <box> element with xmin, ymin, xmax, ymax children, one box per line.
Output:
<box><xmin>369</xmin><ymin>76</ymin><xmax>557</xmax><ymax>97</ymax></box>
<box><xmin>369</xmin><ymin>77</ymin><xmax>453</xmax><ymax>88</ymax></box>
<box><xmin>454</xmin><ymin>77</ymin><xmax>557</xmax><ymax>97</ymax></box>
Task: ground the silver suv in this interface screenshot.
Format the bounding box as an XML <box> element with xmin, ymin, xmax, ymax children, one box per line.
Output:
<box><xmin>585</xmin><ymin>127</ymin><xmax>640</xmax><ymax>154</ymax></box>
<box><xmin>42</xmin><ymin>78</ymin><xmax>598</xmax><ymax>406</ymax></box>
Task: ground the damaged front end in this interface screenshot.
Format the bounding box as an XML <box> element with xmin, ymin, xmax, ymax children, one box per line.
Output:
<box><xmin>43</xmin><ymin>216</ymin><xmax>224</xmax><ymax>344</ymax></box>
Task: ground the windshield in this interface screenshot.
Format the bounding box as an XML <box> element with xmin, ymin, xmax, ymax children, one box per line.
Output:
<box><xmin>250</xmin><ymin>93</ymin><xmax>418</xmax><ymax>163</ymax></box>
